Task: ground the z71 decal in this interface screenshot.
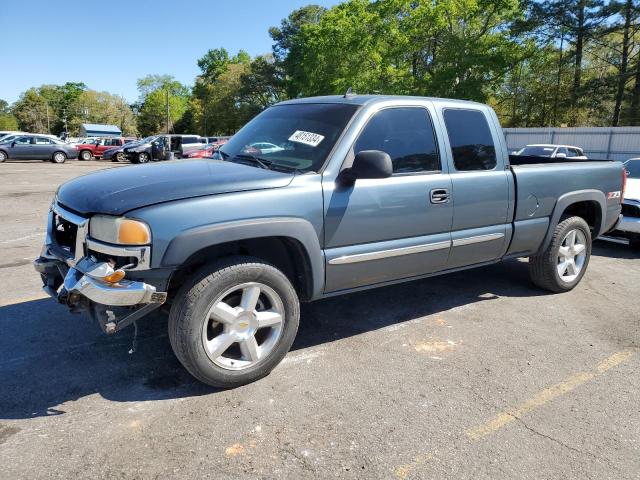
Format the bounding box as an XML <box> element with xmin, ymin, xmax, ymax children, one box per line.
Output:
<box><xmin>608</xmin><ymin>191</ymin><xmax>621</xmax><ymax>199</ymax></box>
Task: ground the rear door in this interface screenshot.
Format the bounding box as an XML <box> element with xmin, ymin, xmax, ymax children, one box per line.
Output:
<box><xmin>33</xmin><ymin>136</ymin><xmax>54</xmax><ymax>159</ymax></box>
<box><xmin>438</xmin><ymin>107</ymin><xmax>511</xmax><ymax>269</ymax></box>
<box><xmin>323</xmin><ymin>105</ymin><xmax>453</xmax><ymax>292</ymax></box>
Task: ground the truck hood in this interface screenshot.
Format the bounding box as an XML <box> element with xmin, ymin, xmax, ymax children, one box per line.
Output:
<box><xmin>56</xmin><ymin>159</ymin><xmax>294</xmax><ymax>216</ymax></box>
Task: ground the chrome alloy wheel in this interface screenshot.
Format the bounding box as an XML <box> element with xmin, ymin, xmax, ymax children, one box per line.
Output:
<box><xmin>202</xmin><ymin>282</ymin><xmax>285</xmax><ymax>370</ymax></box>
<box><xmin>557</xmin><ymin>228</ymin><xmax>587</xmax><ymax>282</ymax></box>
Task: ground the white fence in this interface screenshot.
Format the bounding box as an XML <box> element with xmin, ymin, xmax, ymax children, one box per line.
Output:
<box><xmin>503</xmin><ymin>127</ymin><xmax>640</xmax><ymax>161</ymax></box>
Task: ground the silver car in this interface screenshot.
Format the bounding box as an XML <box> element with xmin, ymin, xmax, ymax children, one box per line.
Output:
<box><xmin>0</xmin><ymin>134</ymin><xmax>78</xmax><ymax>163</ymax></box>
<box><xmin>612</xmin><ymin>158</ymin><xmax>640</xmax><ymax>248</ymax></box>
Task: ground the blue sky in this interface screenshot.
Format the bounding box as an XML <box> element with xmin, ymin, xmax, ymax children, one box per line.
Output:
<box><xmin>0</xmin><ymin>0</ymin><xmax>337</xmax><ymax>104</ymax></box>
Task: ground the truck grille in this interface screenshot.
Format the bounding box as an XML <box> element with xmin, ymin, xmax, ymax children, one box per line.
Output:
<box><xmin>53</xmin><ymin>214</ymin><xmax>78</xmax><ymax>256</ymax></box>
<box><xmin>50</xmin><ymin>203</ymin><xmax>88</xmax><ymax>263</ymax></box>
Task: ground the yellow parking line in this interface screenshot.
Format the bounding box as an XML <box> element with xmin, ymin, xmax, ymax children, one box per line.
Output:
<box><xmin>0</xmin><ymin>294</ymin><xmax>48</xmax><ymax>307</ymax></box>
<box><xmin>466</xmin><ymin>350</ymin><xmax>634</xmax><ymax>440</ymax></box>
<box><xmin>394</xmin><ymin>350</ymin><xmax>634</xmax><ymax>478</ymax></box>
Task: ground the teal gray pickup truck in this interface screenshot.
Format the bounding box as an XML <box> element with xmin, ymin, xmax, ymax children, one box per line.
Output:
<box><xmin>34</xmin><ymin>95</ymin><xmax>625</xmax><ymax>387</ymax></box>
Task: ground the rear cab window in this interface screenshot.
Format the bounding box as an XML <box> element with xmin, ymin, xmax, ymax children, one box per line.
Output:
<box><xmin>443</xmin><ymin>109</ymin><xmax>497</xmax><ymax>171</ymax></box>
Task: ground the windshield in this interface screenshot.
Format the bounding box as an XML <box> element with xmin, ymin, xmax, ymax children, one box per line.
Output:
<box><xmin>516</xmin><ymin>146</ymin><xmax>555</xmax><ymax>157</ymax></box>
<box><xmin>625</xmin><ymin>159</ymin><xmax>640</xmax><ymax>179</ymax></box>
<box><xmin>0</xmin><ymin>135</ymin><xmax>18</xmax><ymax>144</ymax></box>
<box><xmin>219</xmin><ymin>103</ymin><xmax>359</xmax><ymax>172</ymax></box>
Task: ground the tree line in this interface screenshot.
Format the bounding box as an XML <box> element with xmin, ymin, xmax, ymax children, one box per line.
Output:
<box><xmin>3</xmin><ymin>0</ymin><xmax>639</xmax><ymax>137</ymax></box>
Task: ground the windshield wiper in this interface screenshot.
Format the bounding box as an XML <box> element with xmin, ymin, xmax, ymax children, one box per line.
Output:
<box><xmin>228</xmin><ymin>153</ymin><xmax>272</xmax><ymax>170</ymax></box>
<box><xmin>222</xmin><ymin>150</ymin><xmax>302</xmax><ymax>173</ymax></box>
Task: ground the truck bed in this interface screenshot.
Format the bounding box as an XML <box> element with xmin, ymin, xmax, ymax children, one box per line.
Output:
<box><xmin>504</xmin><ymin>159</ymin><xmax>623</xmax><ymax>257</ymax></box>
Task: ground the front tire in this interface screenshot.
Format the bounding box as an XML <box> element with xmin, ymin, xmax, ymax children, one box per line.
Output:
<box><xmin>168</xmin><ymin>256</ymin><xmax>300</xmax><ymax>388</ymax></box>
<box><xmin>111</xmin><ymin>152</ymin><xmax>125</xmax><ymax>162</ymax></box>
<box><xmin>529</xmin><ymin>216</ymin><xmax>592</xmax><ymax>292</ymax></box>
<box><xmin>0</xmin><ymin>150</ymin><xmax>7</xmax><ymax>162</ymax></box>
<box><xmin>79</xmin><ymin>150</ymin><xmax>93</xmax><ymax>161</ymax></box>
<box><xmin>138</xmin><ymin>152</ymin><xmax>150</xmax><ymax>163</ymax></box>
<box><xmin>51</xmin><ymin>151</ymin><xmax>67</xmax><ymax>164</ymax></box>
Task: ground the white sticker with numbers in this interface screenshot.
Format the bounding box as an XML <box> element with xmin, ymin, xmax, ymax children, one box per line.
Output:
<box><xmin>288</xmin><ymin>130</ymin><xmax>325</xmax><ymax>147</ymax></box>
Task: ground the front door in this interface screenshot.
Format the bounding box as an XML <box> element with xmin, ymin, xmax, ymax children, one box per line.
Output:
<box><xmin>323</xmin><ymin>106</ymin><xmax>453</xmax><ymax>292</ymax></box>
<box><xmin>9</xmin><ymin>135</ymin><xmax>33</xmax><ymax>159</ymax></box>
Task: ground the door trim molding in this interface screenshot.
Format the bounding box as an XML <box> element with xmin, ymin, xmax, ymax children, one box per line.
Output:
<box><xmin>328</xmin><ymin>240</ymin><xmax>451</xmax><ymax>265</ymax></box>
<box><xmin>451</xmin><ymin>232</ymin><xmax>504</xmax><ymax>247</ymax></box>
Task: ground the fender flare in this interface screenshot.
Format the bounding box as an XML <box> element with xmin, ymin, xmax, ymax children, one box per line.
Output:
<box><xmin>161</xmin><ymin>217</ymin><xmax>325</xmax><ymax>298</ymax></box>
<box><xmin>539</xmin><ymin>189</ymin><xmax>606</xmax><ymax>253</ymax></box>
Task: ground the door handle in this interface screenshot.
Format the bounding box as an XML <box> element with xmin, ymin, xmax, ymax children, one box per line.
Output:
<box><xmin>430</xmin><ymin>188</ymin><xmax>450</xmax><ymax>204</ymax></box>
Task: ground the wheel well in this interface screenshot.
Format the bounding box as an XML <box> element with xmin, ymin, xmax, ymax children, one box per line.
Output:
<box><xmin>167</xmin><ymin>237</ymin><xmax>314</xmax><ymax>302</ymax></box>
<box><xmin>561</xmin><ymin>201</ymin><xmax>602</xmax><ymax>235</ymax></box>
<box><xmin>80</xmin><ymin>149</ymin><xmax>91</xmax><ymax>156</ymax></box>
<box><xmin>52</xmin><ymin>150</ymin><xmax>66</xmax><ymax>158</ymax></box>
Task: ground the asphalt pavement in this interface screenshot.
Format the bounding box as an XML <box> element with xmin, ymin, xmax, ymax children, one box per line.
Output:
<box><xmin>1</xmin><ymin>159</ymin><xmax>638</xmax><ymax>479</ymax></box>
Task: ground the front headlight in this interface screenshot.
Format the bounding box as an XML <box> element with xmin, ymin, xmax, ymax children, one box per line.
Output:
<box><xmin>90</xmin><ymin>216</ymin><xmax>151</xmax><ymax>245</ymax></box>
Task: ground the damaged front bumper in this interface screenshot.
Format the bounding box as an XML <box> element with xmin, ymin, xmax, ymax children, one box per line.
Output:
<box><xmin>33</xmin><ymin>203</ymin><xmax>167</xmax><ymax>334</ymax></box>
<box><xmin>34</xmin><ymin>253</ymin><xmax>167</xmax><ymax>334</ymax></box>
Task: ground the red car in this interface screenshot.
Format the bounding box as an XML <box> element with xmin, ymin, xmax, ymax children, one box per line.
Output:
<box><xmin>76</xmin><ymin>137</ymin><xmax>137</xmax><ymax>160</ymax></box>
<box><xmin>186</xmin><ymin>139</ymin><xmax>228</xmax><ymax>159</ymax></box>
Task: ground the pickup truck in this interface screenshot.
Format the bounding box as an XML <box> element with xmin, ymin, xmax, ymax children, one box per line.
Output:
<box><xmin>34</xmin><ymin>95</ymin><xmax>624</xmax><ymax>387</ymax></box>
<box><xmin>76</xmin><ymin>137</ymin><xmax>136</xmax><ymax>161</ymax></box>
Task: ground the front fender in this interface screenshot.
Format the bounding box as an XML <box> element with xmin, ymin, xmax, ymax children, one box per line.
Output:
<box><xmin>161</xmin><ymin>217</ymin><xmax>325</xmax><ymax>299</ymax></box>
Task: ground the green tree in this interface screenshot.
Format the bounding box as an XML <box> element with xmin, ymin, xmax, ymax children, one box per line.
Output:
<box><xmin>78</xmin><ymin>90</ymin><xmax>138</xmax><ymax>136</ymax></box>
<box><xmin>0</xmin><ymin>99</ymin><xmax>18</xmax><ymax>130</ymax></box>
<box><xmin>271</xmin><ymin>0</ymin><xmax>529</xmax><ymax>102</ymax></box>
<box><xmin>136</xmin><ymin>75</ymin><xmax>190</xmax><ymax>136</ymax></box>
<box><xmin>238</xmin><ymin>54</ymin><xmax>287</xmax><ymax>108</ymax></box>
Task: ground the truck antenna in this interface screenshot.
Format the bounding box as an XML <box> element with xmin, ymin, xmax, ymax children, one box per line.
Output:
<box><xmin>344</xmin><ymin>87</ymin><xmax>354</xmax><ymax>98</ymax></box>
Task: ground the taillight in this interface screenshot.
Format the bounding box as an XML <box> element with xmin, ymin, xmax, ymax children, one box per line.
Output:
<box><xmin>622</xmin><ymin>168</ymin><xmax>627</xmax><ymax>202</ymax></box>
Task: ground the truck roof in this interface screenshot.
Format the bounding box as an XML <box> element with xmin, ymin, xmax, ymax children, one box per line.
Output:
<box><xmin>277</xmin><ymin>94</ymin><xmax>485</xmax><ymax>107</ymax></box>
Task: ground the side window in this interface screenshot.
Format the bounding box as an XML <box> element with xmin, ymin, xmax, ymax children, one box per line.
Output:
<box><xmin>556</xmin><ymin>147</ymin><xmax>568</xmax><ymax>157</ymax></box>
<box><xmin>443</xmin><ymin>109</ymin><xmax>496</xmax><ymax>171</ymax></box>
<box><xmin>35</xmin><ymin>137</ymin><xmax>51</xmax><ymax>144</ymax></box>
<box><xmin>353</xmin><ymin>107</ymin><xmax>440</xmax><ymax>174</ymax></box>
<box><xmin>567</xmin><ymin>148</ymin><xmax>581</xmax><ymax>157</ymax></box>
<box><xmin>15</xmin><ymin>136</ymin><xmax>32</xmax><ymax>145</ymax></box>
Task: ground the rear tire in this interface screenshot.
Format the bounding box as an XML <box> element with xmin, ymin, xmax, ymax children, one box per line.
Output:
<box><xmin>51</xmin><ymin>152</ymin><xmax>67</xmax><ymax>164</ymax></box>
<box><xmin>529</xmin><ymin>216</ymin><xmax>592</xmax><ymax>292</ymax></box>
<box><xmin>168</xmin><ymin>256</ymin><xmax>300</xmax><ymax>388</ymax></box>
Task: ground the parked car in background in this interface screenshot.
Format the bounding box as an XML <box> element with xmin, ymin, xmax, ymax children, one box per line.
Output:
<box><xmin>34</xmin><ymin>95</ymin><xmax>624</xmax><ymax>387</ymax></box>
<box><xmin>513</xmin><ymin>144</ymin><xmax>587</xmax><ymax>160</ymax></box>
<box><xmin>249</xmin><ymin>142</ymin><xmax>286</xmax><ymax>154</ymax></box>
<box><xmin>186</xmin><ymin>144</ymin><xmax>216</xmax><ymax>158</ymax></box>
<box><xmin>122</xmin><ymin>134</ymin><xmax>206</xmax><ymax>163</ymax></box>
<box><xmin>186</xmin><ymin>139</ymin><xmax>229</xmax><ymax>159</ymax></box>
<box><xmin>76</xmin><ymin>137</ymin><xmax>137</xmax><ymax>160</ymax></box>
<box><xmin>0</xmin><ymin>134</ymin><xmax>78</xmax><ymax>163</ymax></box>
<box><xmin>102</xmin><ymin>136</ymin><xmax>152</xmax><ymax>162</ymax></box>
<box><xmin>611</xmin><ymin>158</ymin><xmax>640</xmax><ymax>248</ymax></box>
<box><xmin>178</xmin><ymin>135</ymin><xmax>207</xmax><ymax>157</ymax></box>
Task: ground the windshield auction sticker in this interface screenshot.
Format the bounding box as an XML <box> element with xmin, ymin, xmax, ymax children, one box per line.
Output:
<box><xmin>288</xmin><ymin>130</ymin><xmax>325</xmax><ymax>147</ymax></box>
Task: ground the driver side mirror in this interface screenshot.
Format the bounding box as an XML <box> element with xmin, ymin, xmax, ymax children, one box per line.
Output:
<box><xmin>11</xmin><ymin>141</ymin><xmax>16</xmax><ymax>147</ymax></box>
<box><xmin>340</xmin><ymin>150</ymin><xmax>393</xmax><ymax>184</ymax></box>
